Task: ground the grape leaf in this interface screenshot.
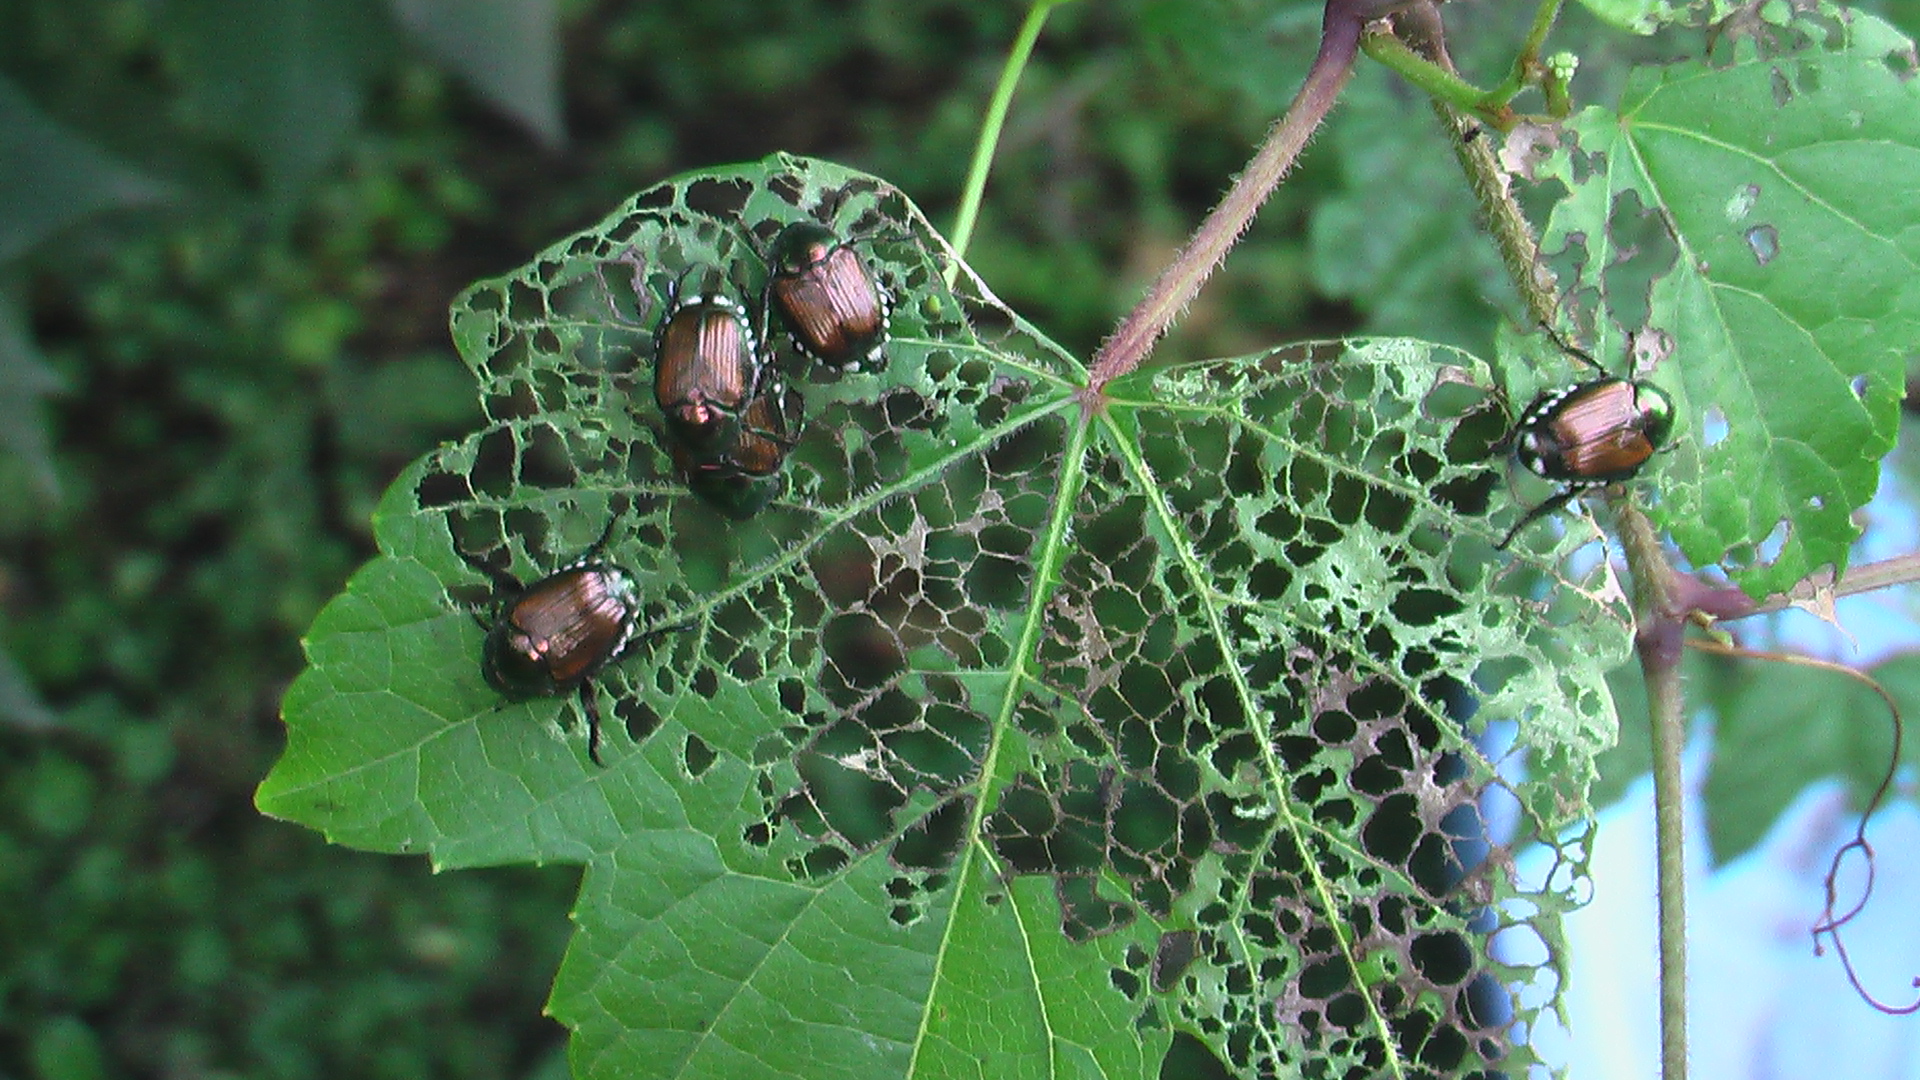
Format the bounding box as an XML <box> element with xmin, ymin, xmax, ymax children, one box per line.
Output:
<box><xmin>1537</xmin><ymin>9</ymin><xmax>1919</xmax><ymax>598</ymax></box>
<box><xmin>1573</xmin><ymin>0</ymin><xmax>1737</xmax><ymax>36</ymax></box>
<box><xmin>260</xmin><ymin>154</ymin><xmax>1628</xmax><ymax>1078</ymax></box>
<box><xmin>1700</xmin><ymin>650</ymin><xmax>1920</xmax><ymax>862</ymax></box>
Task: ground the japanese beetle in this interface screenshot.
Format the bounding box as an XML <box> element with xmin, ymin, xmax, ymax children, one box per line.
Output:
<box><xmin>654</xmin><ymin>277</ymin><xmax>765</xmax><ymax>451</ymax></box>
<box><xmin>766</xmin><ymin>221</ymin><xmax>891</xmax><ymax>372</ymax></box>
<box><xmin>1495</xmin><ymin>340</ymin><xmax>1677</xmax><ymax>550</ymax></box>
<box><xmin>460</xmin><ymin>520</ymin><xmax>645</xmax><ymax>766</ymax></box>
<box><xmin>670</xmin><ymin>382</ymin><xmax>799</xmax><ymax>519</ymax></box>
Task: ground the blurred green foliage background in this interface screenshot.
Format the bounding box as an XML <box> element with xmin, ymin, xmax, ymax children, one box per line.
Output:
<box><xmin>18</xmin><ymin>0</ymin><xmax>1911</xmax><ymax>1075</ymax></box>
<box><xmin>0</xmin><ymin>2</ymin><xmax>1369</xmax><ymax>1073</ymax></box>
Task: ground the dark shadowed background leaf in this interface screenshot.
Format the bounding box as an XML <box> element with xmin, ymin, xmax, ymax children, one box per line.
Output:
<box><xmin>0</xmin><ymin>74</ymin><xmax>168</xmax><ymax>262</ymax></box>
<box><xmin>162</xmin><ymin>0</ymin><xmax>392</xmax><ymax>205</ymax></box>
<box><xmin>1705</xmin><ymin>651</ymin><xmax>1920</xmax><ymax>861</ymax></box>
<box><xmin>0</xmin><ymin>294</ymin><xmax>62</xmax><ymax>500</ymax></box>
<box><xmin>391</xmin><ymin>0</ymin><xmax>564</xmax><ymax>149</ymax></box>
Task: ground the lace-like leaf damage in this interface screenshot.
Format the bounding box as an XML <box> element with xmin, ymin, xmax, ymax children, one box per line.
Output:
<box><xmin>261</xmin><ymin>155</ymin><xmax>1628</xmax><ymax>1079</ymax></box>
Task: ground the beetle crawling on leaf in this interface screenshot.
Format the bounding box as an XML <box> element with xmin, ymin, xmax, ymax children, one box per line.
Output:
<box><xmin>764</xmin><ymin>221</ymin><xmax>892</xmax><ymax>372</ymax></box>
<box><xmin>459</xmin><ymin>518</ymin><xmax>649</xmax><ymax>766</ymax></box>
<box><xmin>652</xmin><ymin>265</ymin><xmax>804</xmax><ymax>515</ymax></box>
<box><xmin>653</xmin><ymin>272</ymin><xmax>768</xmax><ymax>451</ymax></box>
<box><xmin>1495</xmin><ymin>332</ymin><xmax>1677</xmax><ymax>550</ymax></box>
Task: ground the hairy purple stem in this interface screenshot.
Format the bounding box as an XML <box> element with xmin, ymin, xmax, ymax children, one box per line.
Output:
<box><xmin>1083</xmin><ymin>0</ymin><xmax>1372</xmax><ymax>393</ymax></box>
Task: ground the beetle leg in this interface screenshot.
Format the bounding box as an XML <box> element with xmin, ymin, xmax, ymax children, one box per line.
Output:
<box><xmin>577</xmin><ymin>682</ymin><xmax>606</xmax><ymax>768</ymax></box>
<box><xmin>1495</xmin><ymin>487</ymin><xmax>1583</xmax><ymax>551</ymax></box>
<box><xmin>743</xmin><ymin>388</ymin><xmax>801</xmax><ymax>452</ymax></box>
<box><xmin>1539</xmin><ymin>322</ymin><xmax>1607</xmax><ymax>376</ymax></box>
<box><xmin>455</xmin><ymin>544</ymin><xmax>527</xmax><ymax>596</ymax></box>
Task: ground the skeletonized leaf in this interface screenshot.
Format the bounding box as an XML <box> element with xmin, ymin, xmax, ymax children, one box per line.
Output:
<box><xmin>263</xmin><ymin>155</ymin><xmax>1624</xmax><ymax>1078</ymax></box>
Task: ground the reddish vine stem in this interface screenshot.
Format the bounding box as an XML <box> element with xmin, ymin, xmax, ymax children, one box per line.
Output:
<box><xmin>1666</xmin><ymin>553</ymin><xmax>1920</xmax><ymax>621</ymax></box>
<box><xmin>1084</xmin><ymin>0</ymin><xmax>1389</xmax><ymax>393</ymax></box>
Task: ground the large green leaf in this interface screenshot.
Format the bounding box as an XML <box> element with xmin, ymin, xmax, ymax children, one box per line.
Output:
<box><xmin>1703</xmin><ymin>651</ymin><xmax>1916</xmax><ymax>861</ymax></box>
<box><xmin>1537</xmin><ymin>10</ymin><xmax>1919</xmax><ymax>598</ymax></box>
<box><xmin>260</xmin><ymin>155</ymin><xmax>1626</xmax><ymax>1078</ymax></box>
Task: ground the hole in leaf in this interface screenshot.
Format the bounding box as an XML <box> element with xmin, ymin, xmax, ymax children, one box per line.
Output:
<box><xmin>472</xmin><ymin>427</ymin><xmax>516</xmax><ymax>498</ymax></box>
<box><xmin>685</xmin><ymin>176</ymin><xmax>751</xmax><ymax>217</ymax></box>
<box><xmin>1151</xmin><ymin>930</ymin><xmax>1199</xmax><ymax>992</ymax></box>
<box><xmin>1701</xmin><ymin>405</ymin><xmax>1729</xmax><ymax>447</ymax></box>
<box><xmin>821</xmin><ymin>612</ymin><xmax>904</xmax><ymax>692</ymax></box>
<box><xmin>891</xmin><ymin>796</ymin><xmax>971</xmax><ymax>872</ymax></box>
<box><xmin>682</xmin><ymin>734</ymin><xmax>716</xmax><ymax>777</ymax></box>
<box><xmin>417</xmin><ymin>470</ymin><xmax>472</xmax><ymax>509</ymax></box>
<box><xmin>615</xmin><ymin>696</ymin><xmax>661</xmax><ymax>746</ymax></box>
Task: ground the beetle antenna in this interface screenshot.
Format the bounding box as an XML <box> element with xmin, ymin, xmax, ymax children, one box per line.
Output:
<box><xmin>730</xmin><ymin>218</ymin><xmax>772</xmax><ymax>262</ymax></box>
<box><xmin>577</xmin><ymin>512</ymin><xmax>623</xmax><ymax>564</ymax></box>
<box><xmin>1484</xmin><ymin>397</ymin><xmax>1520</xmax><ymax>458</ymax></box>
<box><xmin>665</xmin><ymin>263</ymin><xmax>706</xmax><ymax>310</ymax></box>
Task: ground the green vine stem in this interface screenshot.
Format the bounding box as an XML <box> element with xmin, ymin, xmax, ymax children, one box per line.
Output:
<box><xmin>1621</xmin><ymin>502</ymin><xmax>1690</xmax><ymax>1080</ymax></box>
<box><xmin>1489</xmin><ymin>0</ymin><xmax>1569</xmax><ymax>109</ymax></box>
<box><xmin>1363</xmin><ymin>33</ymin><xmax>1513</xmax><ymax>123</ymax></box>
<box><xmin>948</xmin><ymin>0</ymin><xmax>1071</xmax><ymax>269</ymax></box>
<box><xmin>1360</xmin><ymin>0</ymin><xmax>1568</xmax><ymax>125</ymax></box>
<box><xmin>1392</xmin><ymin>6</ymin><xmax>1696</xmax><ymax>1074</ymax></box>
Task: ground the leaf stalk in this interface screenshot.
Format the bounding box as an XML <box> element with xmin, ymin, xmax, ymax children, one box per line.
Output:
<box><xmin>949</xmin><ymin>0</ymin><xmax>1071</xmax><ymax>269</ymax></box>
<box><xmin>1085</xmin><ymin>0</ymin><xmax>1375</xmax><ymax>389</ymax></box>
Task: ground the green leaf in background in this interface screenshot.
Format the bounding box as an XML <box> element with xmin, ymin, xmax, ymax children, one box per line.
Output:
<box><xmin>162</xmin><ymin>0</ymin><xmax>391</xmax><ymax>207</ymax></box>
<box><xmin>1592</xmin><ymin>643</ymin><xmax>1920</xmax><ymax>867</ymax></box>
<box><xmin>0</xmin><ymin>75</ymin><xmax>168</xmax><ymax>263</ymax></box>
<box><xmin>29</xmin><ymin>1015</ymin><xmax>109</xmax><ymax>1080</ymax></box>
<box><xmin>1706</xmin><ymin>651</ymin><xmax>1920</xmax><ymax>862</ymax></box>
<box><xmin>1538</xmin><ymin>10</ymin><xmax>1919</xmax><ymax>598</ymax></box>
<box><xmin>1309</xmin><ymin>62</ymin><xmax>1510</xmax><ymax>358</ymax></box>
<box><xmin>260</xmin><ymin>155</ymin><xmax>1629</xmax><ymax>1078</ymax></box>
<box><xmin>1133</xmin><ymin>0</ymin><xmax>1321</xmax><ymax>114</ymax></box>
<box><xmin>391</xmin><ymin>0</ymin><xmax>564</xmax><ymax>149</ymax></box>
<box><xmin>0</xmin><ymin>291</ymin><xmax>62</xmax><ymax>500</ymax></box>
<box><xmin>0</xmin><ymin>638</ymin><xmax>57</xmax><ymax>733</ymax></box>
